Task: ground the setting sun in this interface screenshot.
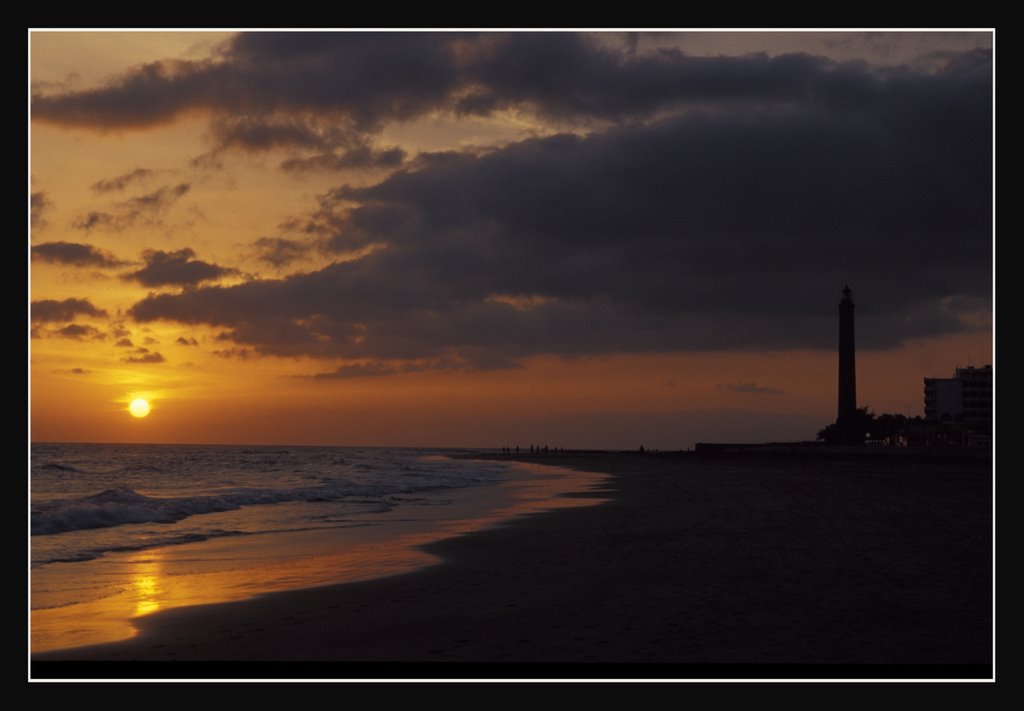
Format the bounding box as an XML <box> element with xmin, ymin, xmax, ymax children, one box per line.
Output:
<box><xmin>128</xmin><ymin>399</ymin><xmax>151</xmax><ymax>418</ymax></box>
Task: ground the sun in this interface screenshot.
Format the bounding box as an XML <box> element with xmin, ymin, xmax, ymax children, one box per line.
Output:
<box><xmin>129</xmin><ymin>399</ymin><xmax>151</xmax><ymax>418</ymax></box>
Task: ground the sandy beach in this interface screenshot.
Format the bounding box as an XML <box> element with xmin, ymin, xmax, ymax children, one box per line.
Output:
<box><xmin>31</xmin><ymin>449</ymin><xmax>993</xmax><ymax>680</ymax></box>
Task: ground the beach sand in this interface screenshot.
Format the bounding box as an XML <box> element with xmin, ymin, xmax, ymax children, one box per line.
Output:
<box><xmin>31</xmin><ymin>449</ymin><xmax>992</xmax><ymax>679</ymax></box>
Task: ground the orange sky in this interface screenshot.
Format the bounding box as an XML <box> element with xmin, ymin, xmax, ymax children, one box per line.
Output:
<box><xmin>29</xmin><ymin>31</ymin><xmax>993</xmax><ymax>449</ymax></box>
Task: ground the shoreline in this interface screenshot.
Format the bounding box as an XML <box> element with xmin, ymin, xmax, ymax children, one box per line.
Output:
<box><xmin>32</xmin><ymin>450</ymin><xmax>993</xmax><ymax>679</ymax></box>
<box><xmin>31</xmin><ymin>456</ymin><xmax>609</xmax><ymax>656</ymax></box>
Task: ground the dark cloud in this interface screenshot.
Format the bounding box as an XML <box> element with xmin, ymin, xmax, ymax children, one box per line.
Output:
<box><xmin>312</xmin><ymin>362</ymin><xmax>400</xmax><ymax>379</ymax></box>
<box><xmin>23</xmin><ymin>35</ymin><xmax>904</xmax><ymax>128</ymax></box>
<box><xmin>68</xmin><ymin>367</ymin><xmax>90</xmax><ymax>374</ymax></box>
<box><xmin>31</xmin><ymin>191</ymin><xmax>51</xmax><ymax>228</ymax></box>
<box><xmin>122</xmin><ymin>183</ymin><xmax>190</xmax><ymax>210</ymax></box>
<box><xmin>31</xmin><ymin>298</ymin><xmax>108</xmax><ymax>323</ymax></box>
<box><xmin>114</xmin><ymin>338</ymin><xmax>134</xmax><ymax>347</ymax></box>
<box><xmin>34</xmin><ymin>33</ymin><xmax>992</xmax><ymax>153</ymax></box>
<box><xmin>251</xmin><ymin>237</ymin><xmax>313</xmax><ymax>268</ymax></box>
<box><xmin>91</xmin><ymin>168</ymin><xmax>155</xmax><ymax>192</ymax></box>
<box><xmin>210</xmin><ymin>116</ymin><xmax>334</xmax><ymax>152</ymax></box>
<box><xmin>122</xmin><ymin>350</ymin><xmax>166</xmax><ymax>364</ymax></box>
<box><xmin>72</xmin><ymin>183</ymin><xmax>190</xmax><ymax>232</ymax></box>
<box><xmin>279</xmin><ymin>146</ymin><xmax>406</xmax><ymax>173</ymax></box>
<box><xmin>310</xmin><ymin>358</ymin><xmax>457</xmax><ymax>379</ymax></box>
<box><xmin>213</xmin><ymin>347</ymin><xmax>253</xmax><ymax>360</ymax></box>
<box><xmin>54</xmin><ymin>323</ymin><xmax>105</xmax><ymax>340</ymax></box>
<box><xmin>31</xmin><ymin>241</ymin><xmax>127</xmax><ymax>268</ymax></box>
<box><xmin>453</xmin><ymin>33</ymin><xmax>856</xmax><ymax>121</ymax></box>
<box><xmin>277</xmin><ymin>205</ymin><xmax>349</xmax><ymax>241</ymax></box>
<box><xmin>193</xmin><ymin>115</ymin><xmax>407</xmax><ymax>171</ymax></box>
<box><xmin>175</xmin><ymin>336</ymin><xmax>199</xmax><ymax>346</ymax></box>
<box><xmin>124</xmin><ymin>247</ymin><xmax>237</xmax><ymax>287</ymax></box>
<box><xmin>32</xmin><ymin>33</ymin><xmax>465</xmax><ymax>130</ymax></box>
<box><xmin>718</xmin><ymin>382</ymin><xmax>784</xmax><ymax>395</ymax></box>
<box><xmin>63</xmin><ymin>36</ymin><xmax>987</xmax><ymax>373</ymax></box>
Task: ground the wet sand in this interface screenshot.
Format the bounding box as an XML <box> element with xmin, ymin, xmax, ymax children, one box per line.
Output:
<box><xmin>30</xmin><ymin>459</ymin><xmax>607</xmax><ymax>656</ymax></box>
<box><xmin>31</xmin><ymin>449</ymin><xmax>993</xmax><ymax>680</ymax></box>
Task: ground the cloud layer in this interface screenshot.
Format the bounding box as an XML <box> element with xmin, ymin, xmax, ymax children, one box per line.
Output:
<box><xmin>34</xmin><ymin>33</ymin><xmax>991</xmax><ymax>374</ymax></box>
<box><xmin>31</xmin><ymin>241</ymin><xmax>127</xmax><ymax>268</ymax></box>
<box><xmin>36</xmin><ymin>34</ymin><xmax>989</xmax><ymax>131</ymax></box>
<box><xmin>34</xmin><ymin>33</ymin><xmax>992</xmax><ymax>170</ymax></box>
<box><xmin>124</xmin><ymin>248</ymin><xmax>236</xmax><ymax>287</ymax></box>
<box><xmin>31</xmin><ymin>298</ymin><xmax>109</xmax><ymax>322</ymax></box>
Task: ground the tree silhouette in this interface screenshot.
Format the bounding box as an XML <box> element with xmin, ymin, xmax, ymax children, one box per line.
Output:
<box><xmin>817</xmin><ymin>407</ymin><xmax>874</xmax><ymax>445</ymax></box>
<box><xmin>818</xmin><ymin>409</ymin><xmax>938</xmax><ymax>446</ymax></box>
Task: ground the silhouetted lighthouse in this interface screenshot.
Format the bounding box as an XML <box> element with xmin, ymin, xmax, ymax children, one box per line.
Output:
<box><xmin>836</xmin><ymin>284</ymin><xmax>858</xmax><ymax>442</ymax></box>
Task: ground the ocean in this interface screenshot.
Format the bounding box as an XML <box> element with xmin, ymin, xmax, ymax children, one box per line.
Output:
<box><xmin>30</xmin><ymin>443</ymin><xmax>605</xmax><ymax>654</ymax></box>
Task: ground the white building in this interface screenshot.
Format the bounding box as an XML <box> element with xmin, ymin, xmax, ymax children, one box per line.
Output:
<box><xmin>924</xmin><ymin>365</ymin><xmax>992</xmax><ymax>425</ymax></box>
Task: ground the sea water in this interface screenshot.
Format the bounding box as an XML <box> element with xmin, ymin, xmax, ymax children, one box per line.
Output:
<box><xmin>30</xmin><ymin>443</ymin><xmax>605</xmax><ymax>654</ymax></box>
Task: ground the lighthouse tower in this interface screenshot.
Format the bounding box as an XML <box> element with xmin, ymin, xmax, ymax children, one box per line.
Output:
<box><xmin>836</xmin><ymin>284</ymin><xmax>859</xmax><ymax>443</ymax></box>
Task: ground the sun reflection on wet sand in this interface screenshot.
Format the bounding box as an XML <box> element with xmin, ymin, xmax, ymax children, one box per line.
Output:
<box><xmin>31</xmin><ymin>550</ymin><xmax>169</xmax><ymax>653</ymax></box>
<box><xmin>31</xmin><ymin>460</ymin><xmax>607</xmax><ymax>655</ymax></box>
<box><xmin>131</xmin><ymin>558</ymin><xmax>162</xmax><ymax>617</ymax></box>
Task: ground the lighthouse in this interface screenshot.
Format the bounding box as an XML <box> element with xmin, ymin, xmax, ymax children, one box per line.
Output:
<box><xmin>836</xmin><ymin>284</ymin><xmax>858</xmax><ymax>443</ymax></box>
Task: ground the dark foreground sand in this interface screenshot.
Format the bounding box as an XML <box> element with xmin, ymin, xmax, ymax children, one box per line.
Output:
<box><xmin>32</xmin><ymin>450</ymin><xmax>992</xmax><ymax>679</ymax></box>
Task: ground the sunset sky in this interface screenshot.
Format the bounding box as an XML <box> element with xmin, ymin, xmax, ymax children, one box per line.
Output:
<box><xmin>29</xmin><ymin>30</ymin><xmax>993</xmax><ymax>449</ymax></box>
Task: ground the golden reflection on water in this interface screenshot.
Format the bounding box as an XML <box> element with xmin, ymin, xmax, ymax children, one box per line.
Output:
<box><xmin>31</xmin><ymin>549</ymin><xmax>169</xmax><ymax>654</ymax></box>
<box><xmin>32</xmin><ymin>461</ymin><xmax>607</xmax><ymax>655</ymax></box>
<box><xmin>131</xmin><ymin>559</ymin><xmax>163</xmax><ymax>617</ymax></box>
